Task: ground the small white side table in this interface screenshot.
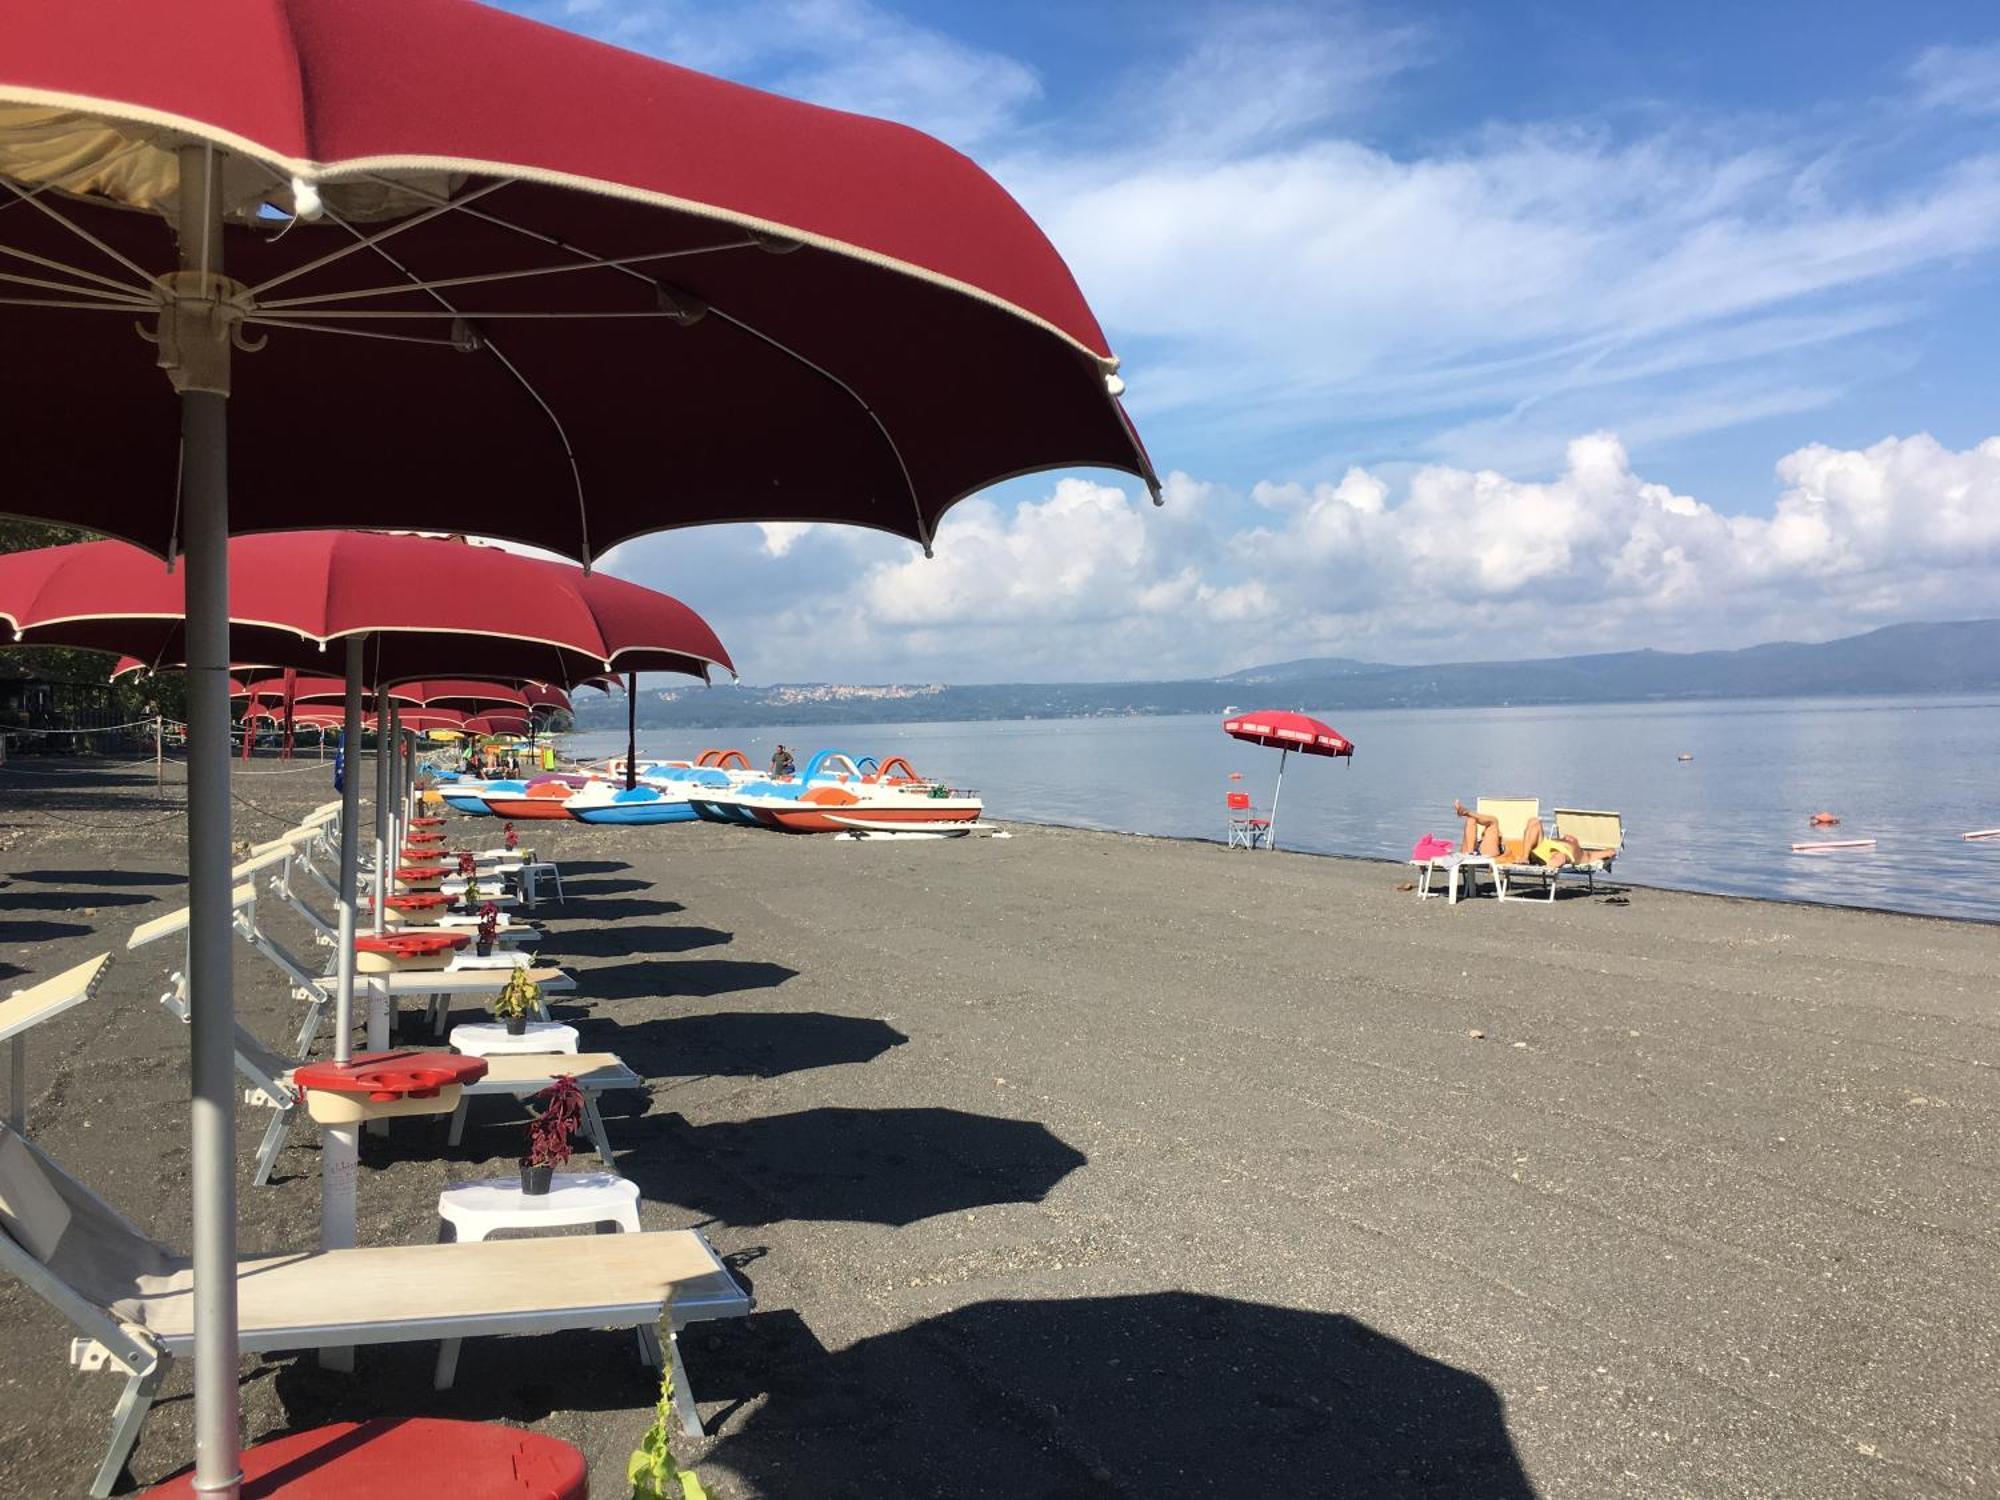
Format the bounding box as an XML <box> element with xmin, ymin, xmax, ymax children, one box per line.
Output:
<box><xmin>434</xmin><ymin>1172</ymin><xmax>652</xmax><ymax>1390</ymax></box>
<box><xmin>1414</xmin><ymin>854</ymin><xmax>1493</xmax><ymax>905</ymax></box>
<box><xmin>448</xmin><ymin>1020</ymin><xmax>578</xmax><ymax>1056</ymax></box>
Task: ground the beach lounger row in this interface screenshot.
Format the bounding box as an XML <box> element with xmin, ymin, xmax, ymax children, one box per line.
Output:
<box><xmin>0</xmin><ymin>798</ymin><xmax>754</xmax><ymax>1495</ymax></box>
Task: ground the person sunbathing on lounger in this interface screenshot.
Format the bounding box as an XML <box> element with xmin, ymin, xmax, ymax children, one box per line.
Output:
<box><xmin>1453</xmin><ymin>802</ymin><xmax>1611</xmax><ymax>868</ymax></box>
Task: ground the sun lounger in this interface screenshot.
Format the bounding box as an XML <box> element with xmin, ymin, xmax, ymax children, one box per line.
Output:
<box><xmin>1495</xmin><ymin>808</ymin><xmax>1624</xmax><ymax>903</ymax></box>
<box><xmin>0</xmin><ymin>955</ymin><xmax>114</xmax><ymax>1133</ymax></box>
<box><xmin>155</xmin><ymin>978</ymin><xmax>640</xmax><ymax>1184</ymax></box>
<box><xmin>130</xmin><ymin>886</ymin><xmax>573</xmax><ymax>1056</ymax></box>
<box><xmin>0</xmin><ymin>1124</ymin><xmax>748</xmax><ymax>1497</ymax></box>
<box><xmin>277</xmin><ymin>841</ymin><xmax>541</xmax><ymax>950</ymax></box>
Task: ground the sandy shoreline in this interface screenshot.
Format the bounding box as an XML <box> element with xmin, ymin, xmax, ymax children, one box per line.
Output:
<box><xmin>0</xmin><ymin>756</ymin><xmax>1994</xmax><ymax>1496</ymax></box>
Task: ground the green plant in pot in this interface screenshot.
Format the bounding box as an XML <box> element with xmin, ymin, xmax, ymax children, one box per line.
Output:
<box><xmin>521</xmin><ymin>1075</ymin><xmax>582</xmax><ymax>1196</ymax></box>
<box><xmin>490</xmin><ymin>966</ymin><xmax>542</xmax><ymax>1036</ymax></box>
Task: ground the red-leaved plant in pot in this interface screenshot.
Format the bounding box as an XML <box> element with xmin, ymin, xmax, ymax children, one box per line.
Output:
<box><xmin>522</xmin><ymin>1075</ymin><xmax>583</xmax><ymax>1196</ymax></box>
<box><xmin>475</xmin><ymin>901</ymin><xmax>499</xmax><ymax>957</ymax></box>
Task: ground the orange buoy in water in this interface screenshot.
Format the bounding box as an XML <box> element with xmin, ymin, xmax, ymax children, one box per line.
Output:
<box><xmin>1809</xmin><ymin>812</ymin><xmax>1840</xmax><ymax>827</ymax></box>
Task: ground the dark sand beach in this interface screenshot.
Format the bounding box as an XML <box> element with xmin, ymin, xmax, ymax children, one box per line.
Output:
<box><xmin>0</xmin><ymin>757</ymin><xmax>1993</xmax><ymax>1497</ymax></box>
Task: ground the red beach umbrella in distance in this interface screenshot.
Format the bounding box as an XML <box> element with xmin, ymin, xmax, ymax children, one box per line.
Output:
<box><xmin>1222</xmin><ymin>711</ymin><xmax>1355</xmax><ymax>851</ymax></box>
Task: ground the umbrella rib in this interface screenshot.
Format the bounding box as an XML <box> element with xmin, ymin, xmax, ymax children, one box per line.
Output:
<box><xmin>257</xmin><ymin>236</ymin><xmax>760</xmax><ymax>311</ymax></box>
<box><xmin>314</xmin><ymin>181</ymin><xmax>925</xmax><ymax>548</ymax></box>
<box><xmin>241</xmin><ymin>316</ymin><xmax>470</xmax><ymax>347</ymax></box>
<box><xmin>0</xmin><ymin>237</ymin><xmax>157</xmax><ymax>299</ymax></box>
<box><xmin>348</xmin><ymin>172</ymin><xmax>675</xmax><ymax>296</ymax></box>
<box><xmin>705</xmin><ymin>305</ymin><xmax>931</xmax><ymax>552</ymax></box>
<box><xmin>0</xmin><ymin>267</ymin><xmax>155</xmax><ymax>304</ymax></box>
<box><xmin>314</xmin><ymin>199</ymin><xmax>592</xmax><ymax>565</ymax></box>
<box><xmin>0</xmin><ymin>293</ymin><xmax>154</xmax><ymax>313</ymax></box>
<box><xmin>243</xmin><ymin>177</ymin><xmax>516</xmax><ymax>297</ymax></box>
<box><xmin>0</xmin><ymin>174</ymin><xmax>155</xmax><ymax>286</ymax></box>
<box><xmin>244</xmin><ymin>307</ymin><xmax>706</xmax><ymax>320</ymax></box>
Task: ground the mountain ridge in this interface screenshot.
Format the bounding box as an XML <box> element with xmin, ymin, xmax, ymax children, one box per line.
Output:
<box><xmin>571</xmin><ymin>619</ymin><xmax>2000</xmax><ymax>732</ymax></box>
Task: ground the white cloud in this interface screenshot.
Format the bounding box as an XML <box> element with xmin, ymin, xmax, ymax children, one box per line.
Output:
<box><xmin>695</xmin><ymin>432</ymin><xmax>2000</xmax><ymax>680</ymax></box>
<box><xmin>1909</xmin><ymin>43</ymin><xmax>2000</xmax><ymax>116</ymax></box>
<box><xmin>1005</xmin><ymin>128</ymin><xmax>2000</xmax><ymax>469</ymax></box>
<box><xmin>755</xmin><ymin>522</ymin><xmax>814</xmax><ymax>557</ymax></box>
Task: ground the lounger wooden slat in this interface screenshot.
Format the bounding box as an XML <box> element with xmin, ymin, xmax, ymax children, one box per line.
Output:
<box><xmin>125</xmin><ymin>884</ymin><xmax>255</xmax><ymax>949</ymax></box>
<box><xmin>0</xmin><ymin>955</ymin><xmax>113</xmax><ymax>1045</ymax></box>
<box><xmin>2</xmin><ymin>955</ymin><xmax>115</xmax><ymax>1133</ymax></box>
<box><xmin>0</xmin><ymin>1126</ymin><xmax>749</xmax><ymax>1498</ymax></box>
<box><xmin>135</xmin><ymin>1233</ymin><xmax>741</xmax><ymax>1342</ymax></box>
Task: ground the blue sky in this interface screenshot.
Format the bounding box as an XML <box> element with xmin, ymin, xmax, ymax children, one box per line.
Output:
<box><xmin>504</xmin><ymin>1</ymin><xmax>2000</xmax><ymax>682</ymax></box>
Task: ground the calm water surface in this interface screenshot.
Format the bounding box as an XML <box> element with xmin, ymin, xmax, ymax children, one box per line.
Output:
<box><xmin>574</xmin><ymin>695</ymin><xmax>2000</xmax><ymax>923</ymax></box>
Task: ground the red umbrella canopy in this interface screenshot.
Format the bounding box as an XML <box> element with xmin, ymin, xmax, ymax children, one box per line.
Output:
<box><xmin>462</xmin><ymin>712</ymin><xmax>532</xmax><ymax>737</ymax></box>
<box><xmin>0</xmin><ymin>0</ymin><xmax>1152</xmax><ymax>560</ymax></box>
<box><xmin>1223</xmin><ymin>711</ymin><xmax>1355</xmax><ymax>758</ymax></box>
<box><xmin>390</xmin><ymin>681</ymin><xmax>531</xmax><ymax>712</ymax></box>
<box><xmin>0</xmin><ymin>532</ymin><xmax>733</xmax><ymax>685</ymax></box>
<box><xmin>235</xmin><ymin>674</ymin><xmax>423</xmax><ymax>705</ymax></box>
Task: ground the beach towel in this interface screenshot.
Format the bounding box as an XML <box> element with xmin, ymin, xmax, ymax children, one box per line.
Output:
<box><xmin>1411</xmin><ymin>834</ymin><xmax>1456</xmax><ymax>862</ymax></box>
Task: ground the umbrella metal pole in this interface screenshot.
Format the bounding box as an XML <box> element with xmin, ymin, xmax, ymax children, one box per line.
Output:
<box><xmin>626</xmin><ymin>671</ymin><xmax>638</xmax><ymax>789</ymax></box>
<box><xmin>1268</xmin><ymin>747</ymin><xmax>1289</xmax><ymax>851</ymax></box>
<box><xmin>176</xmin><ymin>142</ymin><xmax>242</xmax><ymax>1500</ymax></box>
<box><xmin>372</xmin><ymin>678</ymin><xmax>389</xmax><ymax>934</ymax></box>
<box><xmin>318</xmin><ymin>640</ymin><xmax>365</xmax><ymax>1364</ymax></box>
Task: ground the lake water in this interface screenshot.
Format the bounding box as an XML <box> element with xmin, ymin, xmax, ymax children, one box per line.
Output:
<box><xmin>571</xmin><ymin>695</ymin><xmax>2000</xmax><ymax>923</ymax></box>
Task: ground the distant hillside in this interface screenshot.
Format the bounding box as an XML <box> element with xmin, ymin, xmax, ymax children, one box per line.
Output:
<box><xmin>572</xmin><ymin>619</ymin><xmax>2000</xmax><ymax>732</ymax></box>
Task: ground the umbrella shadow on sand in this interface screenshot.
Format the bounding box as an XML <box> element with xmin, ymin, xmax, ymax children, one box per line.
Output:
<box><xmin>555</xmin><ymin>923</ymin><xmax>732</xmax><ymax>960</ymax></box>
<box><xmin>576</xmin><ymin>1010</ymin><xmax>906</xmax><ymax>1080</ymax></box>
<box><xmin>693</xmin><ymin>1297</ymin><xmax>1537</xmax><ymax>1499</ymax></box>
<box><xmin>622</xmin><ymin>1106</ymin><xmax>1085</xmax><ymax>1229</ymax></box>
<box><xmin>574</xmin><ymin>958</ymin><xmax>797</xmax><ymax>1002</ymax></box>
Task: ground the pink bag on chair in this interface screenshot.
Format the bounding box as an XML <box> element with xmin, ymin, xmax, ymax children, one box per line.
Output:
<box><xmin>1411</xmin><ymin>834</ymin><xmax>1456</xmax><ymax>862</ymax></box>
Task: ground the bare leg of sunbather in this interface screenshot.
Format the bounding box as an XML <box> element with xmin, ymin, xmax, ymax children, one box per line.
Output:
<box><xmin>1455</xmin><ymin>801</ymin><xmax>1502</xmax><ymax>856</ymax></box>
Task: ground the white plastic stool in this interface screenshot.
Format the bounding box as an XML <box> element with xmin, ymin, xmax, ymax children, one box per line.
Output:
<box><xmin>433</xmin><ymin>1172</ymin><xmax>657</xmax><ymax>1391</ymax></box>
<box><xmin>448</xmin><ymin>1021</ymin><xmax>578</xmax><ymax>1057</ymax></box>
<box><xmin>517</xmin><ymin>862</ymin><xmax>564</xmax><ymax>908</ymax></box>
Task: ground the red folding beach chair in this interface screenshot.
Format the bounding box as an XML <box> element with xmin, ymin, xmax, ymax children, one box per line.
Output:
<box><xmin>1226</xmin><ymin>791</ymin><xmax>1271</xmax><ymax>850</ymax></box>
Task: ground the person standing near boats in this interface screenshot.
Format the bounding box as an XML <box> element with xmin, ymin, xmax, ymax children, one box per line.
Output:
<box><xmin>771</xmin><ymin>744</ymin><xmax>797</xmax><ymax>778</ymax></box>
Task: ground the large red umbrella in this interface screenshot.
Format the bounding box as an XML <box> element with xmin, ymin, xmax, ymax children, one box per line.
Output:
<box><xmin>1</xmin><ymin>4</ymin><xmax>1148</xmax><ymax>1489</ymax></box>
<box><xmin>1222</xmin><ymin>711</ymin><xmax>1354</xmax><ymax>852</ymax></box>
<box><xmin>0</xmin><ymin>1</ymin><xmax>1152</xmax><ymax>560</ymax></box>
<box><xmin>3</xmin><ymin>533</ymin><xmax>734</xmax><ymax>684</ymax></box>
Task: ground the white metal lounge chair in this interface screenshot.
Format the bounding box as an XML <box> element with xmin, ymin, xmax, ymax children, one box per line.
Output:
<box><xmin>0</xmin><ymin>1124</ymin><xmax>748</xmax><ymax>1497</ymax></box>
<box><xmin>147</xmin><ymin>963</ymin><xmax>634</xmax><ymax>1184</ymax></box>
<box><xmin>1495</xmin><ymin>808</ymin><xmax>1624</xmax><ymax>903</ymax></box>
<box><xmin>0</xmin><ymin>955</ymin><xmax>115</xmax><ymax>1133</ymax></box>
<box><xmin>1414</xmin><ymin>797</ymin><xmax>1537</xmax><ymax>904</ymax></box>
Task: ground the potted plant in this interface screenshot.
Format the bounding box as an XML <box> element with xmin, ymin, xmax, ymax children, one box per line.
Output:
<box><xmin>521</xmin><ymin>1075</ymin><xmax>582</xmax><ymax>1196</ymax></box>
<box><xmin>490</xmin><ymin>966</ymin><xmax>542</xmax><ymax>1036</ymax></box>
<box><xmin>475</xmin><ymin>901</ymin><xmax>499</xmax><ymax>958</ymax></box>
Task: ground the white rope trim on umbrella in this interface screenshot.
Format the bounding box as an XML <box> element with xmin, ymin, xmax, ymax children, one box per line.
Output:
<box><xmin>0</xmin><ymin>86</ymin><xmax>1123</xmax><ymax>371</ymax></box>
